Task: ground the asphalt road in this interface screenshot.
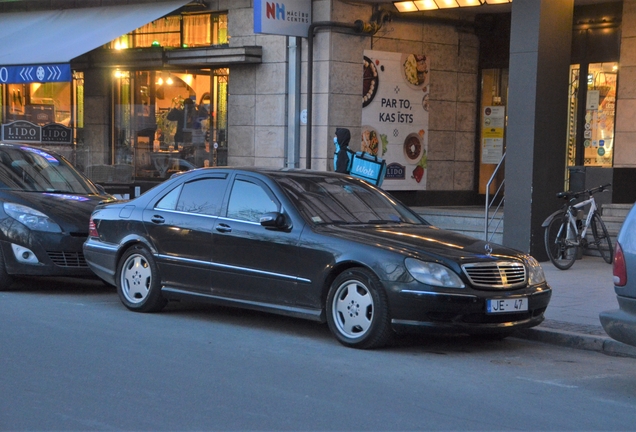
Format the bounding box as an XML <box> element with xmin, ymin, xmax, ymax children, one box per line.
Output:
<box><xmin>1</xmin><ymin>277</ymin><xmax>636</xmax><ymax>431</ymax></box>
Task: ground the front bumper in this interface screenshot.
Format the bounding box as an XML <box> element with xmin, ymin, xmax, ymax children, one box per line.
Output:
<box><xmin>0</xmin><ymin>234</ymin><xmax>94</xmax><ymax>277</ymax></box>
<box><xmin>600</xmin><ymin>295</ymin><xmax>636</xmax><ymax>347</ymax></box>
<box><xmin>388</xmin><ymin>281</ymin><xmax>552</xmax><ymax>335</ymax></box>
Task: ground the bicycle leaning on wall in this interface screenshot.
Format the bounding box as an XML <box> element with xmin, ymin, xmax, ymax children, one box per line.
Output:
<box><xmin>542</xmin><ymin>183</ymin><xmax>613</xmax><ymax>270</ymax></box>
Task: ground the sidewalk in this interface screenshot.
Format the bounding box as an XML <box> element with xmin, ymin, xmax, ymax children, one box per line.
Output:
<box><xmin>512</xmin><ymin>255</ymin><xmax>636</xmax><ymax>358</ymax></box>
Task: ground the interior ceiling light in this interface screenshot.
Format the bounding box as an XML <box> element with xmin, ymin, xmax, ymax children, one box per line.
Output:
<box><xmin>414</xmin><ymin>0</ymin><xmax>438</xmax><ymax>10</ymax></box>
<box><xmin>456</xmin><ymin>0</ymin><xmax>484</xmax><ymax>5</ymax></box>
<box><xmin>436</xmin><ymin>0</ymin><xmax>459</xmax><ymax>8</ymax></box>
<box><xmin>394</xmin><ymin>0</ymin><xmax>511</xmax><ymax>11</ymax></box>
<box><xmin>394</xmin><ymin>1</ymin><xmax>419</xmax><ymax>11</ymax></box>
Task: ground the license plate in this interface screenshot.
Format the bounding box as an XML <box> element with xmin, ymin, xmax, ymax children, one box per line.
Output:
<box><xmin>487</xmin><ymin>298</ymin><xmax>528</xmax><ymax>314</ymax></box>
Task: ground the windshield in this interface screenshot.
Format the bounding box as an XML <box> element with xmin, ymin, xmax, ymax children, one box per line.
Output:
<box><xmin>0</xmin><ymin>146</ymin><xmax>96</xmax><ymax>194</ymax></box>
<box><xmin>274</xmin><ymin>173</ymin><xmax>426</xmax><ymax>225</ymax></box>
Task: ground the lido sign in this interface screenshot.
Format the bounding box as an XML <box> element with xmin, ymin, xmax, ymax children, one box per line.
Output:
<box><xmin>254</xmin><ymin>0</ymin><xmax>311</xmax><ymax>38</ymax></box>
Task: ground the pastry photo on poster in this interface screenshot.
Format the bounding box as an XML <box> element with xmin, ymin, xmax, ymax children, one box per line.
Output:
<box><xmin>362</xmin><ymin>50</ymin><xmax>430</xmax><ymax>190</ymax></box>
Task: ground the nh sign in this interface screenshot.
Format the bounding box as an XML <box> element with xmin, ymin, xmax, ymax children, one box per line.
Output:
<box><xmin>0</xmin><ymin>64</ymin><xmax>72</xmax><ymax>84</ymax></box>
<box><xmin>254</xmin><ymin>0</ymin><xmax>311</xmax><ymax>38</ymax></box>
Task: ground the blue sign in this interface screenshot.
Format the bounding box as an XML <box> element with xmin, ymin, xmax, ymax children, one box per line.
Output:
<box><xmin>0</xmin><ymin>64</ymin><xmax>71</xmax><ymax>84</ymax></box>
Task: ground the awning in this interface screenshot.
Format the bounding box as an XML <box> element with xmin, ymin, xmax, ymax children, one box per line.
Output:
<box><xmin>0</xmin><ymin>0</ymin><xmax>189</xmax><ymax>83</ymax></box>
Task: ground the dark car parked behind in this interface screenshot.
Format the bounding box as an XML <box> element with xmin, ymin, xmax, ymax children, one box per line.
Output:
<box><xmin>0</xmin><ymin>143</ymin><xmax>115</xmax><ymax>290</ymax></box>
<box><xmin>84</xmin><ymin>168</ymin><xmax>551</xmax><ymax>349</ymax></box>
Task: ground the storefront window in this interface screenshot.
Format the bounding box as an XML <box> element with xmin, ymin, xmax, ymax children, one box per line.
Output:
<box><xmin>112</xmin><ymin>68</ymin><xmax>228</xmax><ymax>181</ymax></box>
<box><xmin>4</xmin><ymin>81</ymin><xmax>72</xmax><ymax>126</ymax></box>
<box><xmin>566</xmin><ymin>62</ymin><xmax>616</xmax><ymax>170</ymax></box>
<box><xmin>110</xmin><ymin>12</ymin><xmax>228</xmax><ymax>49</ymax></box>
<box><xmin>585</xmin><ymin>63</ymin><xmax>616</xmax><ymax>167</ymax></box>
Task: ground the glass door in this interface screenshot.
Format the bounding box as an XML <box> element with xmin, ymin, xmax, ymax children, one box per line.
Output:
<box><xmin>566</xmin><ymin>62</ymin><xmax>617</xmax><ymax>170</ymax></box>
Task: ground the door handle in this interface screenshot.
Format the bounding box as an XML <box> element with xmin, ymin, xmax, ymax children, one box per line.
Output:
<box><xmin>216</xmin><ymin>223</ymin><xmax>232</xmax><ymax>233</ymax></box>
<box><xmin>151</xmin><ymin>215</ymin><xmax>165</xmax><ymax>224</ymax></box>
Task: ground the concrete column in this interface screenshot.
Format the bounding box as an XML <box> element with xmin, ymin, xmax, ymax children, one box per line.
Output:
<box><xmin>503</xmin><ymin>0</ymin><xmax>573</xmax><ymax>260</ymax></box>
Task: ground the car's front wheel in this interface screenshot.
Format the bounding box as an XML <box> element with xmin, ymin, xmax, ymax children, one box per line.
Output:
<box><xmin>116</xmin><ymin>245</ymin><xmax>166</xmax><ymax>313</ymax></box>
<box><xmin>326</xmin><ymin>268</ymin><xmax>393</xmax><ymax>349</ymax></box>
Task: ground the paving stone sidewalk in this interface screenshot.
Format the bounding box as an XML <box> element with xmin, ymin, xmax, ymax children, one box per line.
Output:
<box><xmin>512</xmin><ymin>255</ymin><xmax>636</xmax><ymax>358</ymax></box>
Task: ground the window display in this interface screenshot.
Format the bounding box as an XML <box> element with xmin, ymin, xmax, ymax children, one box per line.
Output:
<box><xmin>113</xmin><ymin>69</ymin><xmax>228</xmax><ymax>181</ymax></box>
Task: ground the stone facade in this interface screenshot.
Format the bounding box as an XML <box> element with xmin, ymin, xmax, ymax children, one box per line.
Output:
<box><xmin>226</xmin><ymin>0</ymin><xmax>479</xmax><ymax>190</ymax></box>
<box><xmin>615</xmin><ymin>0</ymin><xmax>636</xmax><ymax>167</ymax></box>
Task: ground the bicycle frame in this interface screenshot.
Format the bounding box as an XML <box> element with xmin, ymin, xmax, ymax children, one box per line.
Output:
<box><xmin>559</xmin><ymin>195</ymin><xmax>598</xmax><ymax>246</ymax></box>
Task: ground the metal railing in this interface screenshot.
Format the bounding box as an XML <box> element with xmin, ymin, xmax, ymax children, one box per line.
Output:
<box><xmin>485</xmin><ymin>152</ymin><xmax>505</xmax><ymax>243</ymax></box>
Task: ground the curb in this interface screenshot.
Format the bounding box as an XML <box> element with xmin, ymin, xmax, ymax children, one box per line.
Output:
<box><xmin>514</xmin><ymin>327</ymin><xmax>636</xmax><ymax>359</ymax></box>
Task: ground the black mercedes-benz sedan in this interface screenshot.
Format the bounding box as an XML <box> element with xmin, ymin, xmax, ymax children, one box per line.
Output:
<box><xmin>0</xmin><ymin>143</ymin><xmax>115</xmax><ymax>290</ymax></box>
<box><xmin>84</xmin><ymin>168</ymin><xmax>551</xmax><ymax>349</ymax></box>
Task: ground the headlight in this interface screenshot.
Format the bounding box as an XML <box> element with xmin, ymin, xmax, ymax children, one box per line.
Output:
<box><xmin>525</xmin><ymin>255</ymin><xmax>546</xmax><ymax>285</ymax></box>
<box><xmin>405</xmin><ymin>258</ymin><xmax>465</xmax><ymax>288</ymax></box>
<box><xmin>3</xmin><ymin>203</ymin><xmax>62</xmax><ymax>233</ymax></box>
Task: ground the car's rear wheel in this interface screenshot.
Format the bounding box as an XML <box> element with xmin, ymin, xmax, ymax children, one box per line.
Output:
<box><xmin>116</xmin><ymin>245</ymin><xmax>166</xmax><ymax>313</ymax></box>
<box><xmin>0</xmin><ymin>248</ymin><xmax>14</xmax><ymax>291</ymax></box>
<box><xmin>326</xmin><ymin>268</ymin><xmax>393</xmax><ymax>349</ymax></box>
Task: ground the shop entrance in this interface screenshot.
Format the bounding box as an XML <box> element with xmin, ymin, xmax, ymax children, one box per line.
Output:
<box><xmin>112</xmin><ymin>68</ymin><xmax>228</xmax><ymax>181</ymax></box>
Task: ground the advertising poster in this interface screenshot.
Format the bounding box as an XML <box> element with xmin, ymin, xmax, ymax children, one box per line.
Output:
<box><xmin>481</xmin><ymin>106</ymin><xmax>505</xmax><ymax>164</ymax></box>
<box><xmin>362</xmin><ymin>50</ymin><xmax>430</xmax><ymax>190</ymax></box>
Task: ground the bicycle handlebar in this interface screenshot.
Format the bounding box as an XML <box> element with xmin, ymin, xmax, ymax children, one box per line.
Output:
<box><xmin>556</xmin><ymin>183</ymin><xmax>611</xmax><ymax>200</ymax></box>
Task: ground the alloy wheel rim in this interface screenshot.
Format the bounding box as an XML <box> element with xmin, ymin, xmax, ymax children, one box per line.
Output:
<box><xmin>332</xmin><ymin>280</ymin><xmax>374</xmax><ymax>338</ymax></box>
<box><xmin>121</xmin><ymin>254</ymin><xmax>152</xmax><ymax>304</ymax></box>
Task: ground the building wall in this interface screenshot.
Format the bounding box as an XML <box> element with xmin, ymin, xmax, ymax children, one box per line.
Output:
<box><xmin>365</xmin><ymin>13</ymin><xmax>479</xmax><ymax>191</ymax></box>
<box><xmin>227</xmin><ymin>2</ymin><xmax>288</xmax><ymax>168</ymax></box>
<box><xmin>615</xmin><ymin>0</ymin><xmax>636</xmax><ymax>167</ymax></box>
<box><xmin>225</xmin><ymin>0</ymin><xmax>479</xmax><ymax>190</ymax></box>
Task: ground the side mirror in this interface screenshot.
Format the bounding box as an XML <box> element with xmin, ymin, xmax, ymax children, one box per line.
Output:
<box><xmin>260</xmin><ymin>212</ymin><xmax>289</xmax><ymax>230</ymax></box>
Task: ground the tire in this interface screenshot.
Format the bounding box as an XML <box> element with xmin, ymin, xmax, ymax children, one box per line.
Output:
<box><xmin>116</xmin><ymin>245</ymin><xmax>166</xmax><ymax>313</ymax></box>
<box><xmin>591</xmin><ymin>212</ymin><xmax>613</xmax><ymax>264</ymax></box>
<box><xmin>0</xmin><ymin>248</ymin><xmax>14</xmax><ymax>291</ymax></box>
<box><xmin>326</xmin><ymin>268</ymin><xmax>393</xmax><ymax>349</ymax></box>
<box><xmin>544</xmin><ymin>211</ymin><xmax>577</xmax><ymax>270</ymax></box>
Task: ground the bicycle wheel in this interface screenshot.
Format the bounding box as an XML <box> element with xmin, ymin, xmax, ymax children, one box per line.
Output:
<box><xmin>590</xmin><ymin>212</ymin><xmax>613</xmax><ymax>264</ymax></box>
<box><xmin>544</xmin><ymin>211</ymin><xmax>578</xmax><ymax>270</ymax></box>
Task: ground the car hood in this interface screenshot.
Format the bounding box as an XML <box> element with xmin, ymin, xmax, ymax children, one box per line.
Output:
<box><xmin>319</xmin><ymin>223</ymin><xmax>524</xmax><ymax>263</ymax></box>
<box><xmin>1</xmin><ymin>191</ymin><xmax>112</xmax><ymax>234</ymax></box>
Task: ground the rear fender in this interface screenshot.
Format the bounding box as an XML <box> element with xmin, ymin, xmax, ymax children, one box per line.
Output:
<box><xmin>541</xmin><ymin>209</ymin><xmax>565</xmax><ymax>228</ymax></box>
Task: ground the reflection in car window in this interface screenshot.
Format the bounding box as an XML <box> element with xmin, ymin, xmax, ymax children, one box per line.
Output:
<box><xmin>172</xmin><ymin>178</ymin><xmax>226</xmax><ymax>215</ymax></box>
<box><xmin>227</xmin><ymin>179</ymin><xmax>277</xmax><ymax>222</ymax></box>
<box><xmin>274</xmin><ymin>174</ymin><xmax>424</xmax><ymax>225</ymax></box>
<box><xmin>0</xmin><ymin>146</ymin><xmax>94</xmax><ymax>193</ymax></box>
<box><xmin>155</xmin><ymin>184</ymin><xmax>183</xmax><ymax>210</ymax></box>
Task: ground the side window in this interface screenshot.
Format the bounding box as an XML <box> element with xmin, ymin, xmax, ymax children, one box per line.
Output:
<box><xmin>227</xmin><ymin>179</ymin><xmax>278</xmax><ymax>222</ymax></box>
<box><xmin>176</xmin><ymin>178</ymin><xmax>227</xmax><ymax>215</ymax></box>
<box><xmin>155</xmin><ymin>184</ymin><xmax>183</xmax><ymax>210</ymax></box>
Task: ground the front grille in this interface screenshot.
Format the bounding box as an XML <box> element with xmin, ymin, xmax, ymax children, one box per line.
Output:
<box><xmin>47</xmin><ymin>251</ymin><xmax>88</xmax><ymax>268</ymax></box>
<box><xmin>461</xmin><ymin>261</ymin><xmax>526</xmax><ymax>289</ymax></box>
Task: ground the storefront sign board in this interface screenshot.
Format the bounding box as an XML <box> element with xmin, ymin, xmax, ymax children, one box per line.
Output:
<box><xmin>254</xmin><ymin>0</ymin><xmax>311</xmax><ymax>38</ymax></box>
<box><xmin>0</xmin><ymin>64</ymin><xmax>71</xmax><ymax>84</ymax></box>
<box><xmin>2</xmin><ymin>120</ymin><xmax>72</xmax><ymax>144</ymax></box>
<box><xmin>361</xmin><ymin>50</ymin><xmax>430</xmax><ymax>190</ymax></box>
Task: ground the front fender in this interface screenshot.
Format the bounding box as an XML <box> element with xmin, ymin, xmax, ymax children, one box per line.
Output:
<box><xmin>541</xmin><ymin>209</ymin><xmax>565</xmax><ymax>228</ymax></box>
